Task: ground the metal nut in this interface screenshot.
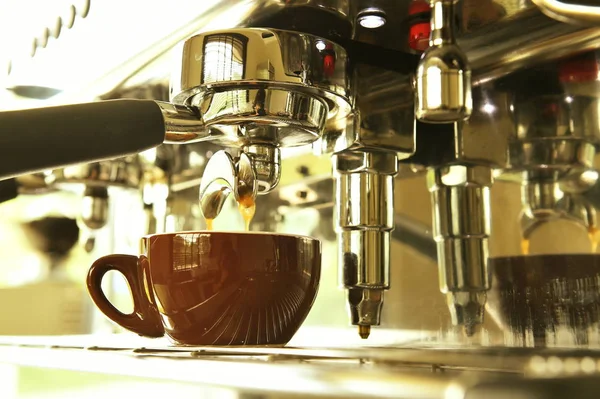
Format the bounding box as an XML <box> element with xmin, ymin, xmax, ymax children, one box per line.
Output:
<box><xmin>427</xmin><ymin>164</ymin><xmax>493</xmax><ymax>189</ymax></box>
<box><xmin>334</xmin><ymin>150</ymin><xmax>398</xmax><ymax>175</ymax></box>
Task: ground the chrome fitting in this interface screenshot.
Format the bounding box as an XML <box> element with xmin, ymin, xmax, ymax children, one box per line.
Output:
<box><xmin>334</xmin><ymin>149</ymin><xmax>398</xmax><ymax>338</ymax></box>
<box><xmin>427</xmin><ymin>164</ymin><xmax>492</xmax><ymax>335</ymax></box>
<box><xmin>416</xmin><ymin>0</ymin><xmax>472</xmax><ymax>123</ymax></box>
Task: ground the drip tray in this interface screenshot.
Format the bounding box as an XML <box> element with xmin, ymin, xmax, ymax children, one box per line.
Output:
<box><xmin>1</xmin><ymin>335</ymin><xmax>600</xmax><ymax>398</ymax></box>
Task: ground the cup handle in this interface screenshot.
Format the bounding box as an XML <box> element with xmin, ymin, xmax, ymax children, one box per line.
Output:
<box><xmin>87</xmin><ymin>254</ymin><xmax>164</xmax><ymax>338</ymax></box>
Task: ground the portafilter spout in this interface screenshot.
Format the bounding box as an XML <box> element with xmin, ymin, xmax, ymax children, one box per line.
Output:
<box><xmin>198</xmin><ymin>150</ymin><xmax>257</xmax><ymax>222</ymax></box>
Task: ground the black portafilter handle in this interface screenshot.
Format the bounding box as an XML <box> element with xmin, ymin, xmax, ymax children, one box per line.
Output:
<box><xmin>0</xmin><ymin>178</ymin><xmax>18</xmax><ymax>204</ymax></box>
<box><xmin>0</xmin><ymin>99</ymin><xmax>166</xmax><ymax>183</ymax></box>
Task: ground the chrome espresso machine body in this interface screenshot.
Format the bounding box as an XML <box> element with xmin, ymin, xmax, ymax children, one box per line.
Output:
<box><xmin>5</xmin><ymin>0</ymin><xmax>600</xmax><ymax>397</ymax></box>
<box><xmin>3</xmin><ymin>0</ymin><xmax>600</xmax><ymax>336</ymax></box>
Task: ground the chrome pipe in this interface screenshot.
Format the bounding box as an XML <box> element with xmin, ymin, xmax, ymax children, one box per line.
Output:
<box><xmin>427</xmin><ymin>164</ymin><xmax>492</xmax><ymax>336</ymax></box>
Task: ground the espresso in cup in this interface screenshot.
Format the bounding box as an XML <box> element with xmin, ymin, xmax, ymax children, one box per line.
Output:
<box><xmin>87</xmin><ymin>231</ymin><xmax>320</xmax><ymax>346</ymax></box>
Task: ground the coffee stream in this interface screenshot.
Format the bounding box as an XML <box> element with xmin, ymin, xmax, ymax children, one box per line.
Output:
<box><xmin>590</xmin><ymin>227</ymin><xmax>599</xmax><ymax>254</ymax></box>
<box><xmin>205</xmin><ymin>194</ymin><xmax>255</xmax><ymax>232</ymax></box>
<box><xmin>521</xmin><ymin>239</ymin><xmax>529</xmax><ymax>256</ymax></box>
<box><xmin>238</xmin><ymin>194</ymin><xmax>256</xmax><ymax>232</ymax></box>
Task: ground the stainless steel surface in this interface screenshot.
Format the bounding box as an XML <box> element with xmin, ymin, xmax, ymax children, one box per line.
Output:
<box><xmin>0</xmin><ymin>339</ymin><xmax>458</xmax><ymax>399</ymax></box>
<box><xmin>4</xmin><ymin>335</ymin><xmax>600</xmax><ymax>398</ymax></box>
<box><xmin>198</xmin><ymin>150</ymin><xmax>256</xmax><ymax>220</ymax></box>
<box><xmin>532</xmin><ymin>0</ymin><xmax>600</xmax><ymax>24</ymax></box>
<box><xmin>347</xmin><ymin>287</ymin><xmax>385</xmax><ymax>336</ymax></box>
<box><xmin>513</xmin><ymin>88</ymin><xmax>600</xmax><ymax>143</ymax></box>
<box><xmin>334</xmin><ymin>150</ymin><xmax>397</xmax><ymax>337</ymax></box>
<box><xmin>464</xmin><ymin>17</ymin><xmax>600</xmax><ymax>87</ymax></box>
<box><xmin>173</xmin><ymin>28</ymin><xmax>351</xmax><ymax>100</ymax></box>
<box><xmin>407</xmin><ymin>26</ymin><xmax>600</xmax><ymax>168</ymax></box>
<box><xmin>350</xmin><ymin>66</ymin><xmax>415</xmax><ymax>158</ymax></box>
<box><xmin>427</xmin><ymin>165</ymin><xmax>492</xmax><ymax>336</ymax></box>
<box><xmin>316</xmin><ymin>64</ymin><xmax>416</xmax><ymax>159</ymax></box>
<box><xmin>416</xmin><ymin>0</ymin><xmax>472</xmax><ymax>123</ymax></box>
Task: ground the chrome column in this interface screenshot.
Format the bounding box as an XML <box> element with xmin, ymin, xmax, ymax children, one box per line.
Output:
<box><xmin>334</xmin><ymin>150</ymin><xmax>397</xmax><ymax>339</ymax></box>
<box><xmin>427</xmin><ymin>164</ymin><xmax>492</xmax><ymax>336</ymax></box>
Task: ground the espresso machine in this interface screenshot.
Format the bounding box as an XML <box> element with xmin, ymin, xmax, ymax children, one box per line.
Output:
<box><xmin>5</xmin><ymin>0</ymin><xmax>600</xmax><ymax>397</ymax></box>
<box><xmin>0</xmin><ymin>0</ymin><xmax>599</xmax><ymax>337</ymax></box>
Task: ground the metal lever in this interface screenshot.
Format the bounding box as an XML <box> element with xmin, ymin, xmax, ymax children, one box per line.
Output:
<box><xmin>198</xmin><ymin>151</ymin><xmax>257</xmax><ymax>221</ymax></box>
<box><xmin>532</xmin><ymin>0</ymin><xmax>600</xmax><ymax>25</ymax></box>
<box><xmin>416</xmin><ymin>0</ymin><xmax>472</xmax><ymax>123</ymax></box>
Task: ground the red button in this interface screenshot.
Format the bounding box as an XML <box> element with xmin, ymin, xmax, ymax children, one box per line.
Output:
<box><xmin>408</xmin><ymin>0</ymin><xmax>431</xmax><ymax>52</ymax></box>
<box><xmin>409</xmin><ymin>22</ymin><xmax>430</xmax><ymax>52</ymax></box>
<box><xmin>323</xmin><ymin>54</ymin><xmax>335</xmax><ymax>77</ymax></box>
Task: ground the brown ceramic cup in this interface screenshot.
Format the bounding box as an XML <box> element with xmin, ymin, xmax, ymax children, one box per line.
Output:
<box><xmin>87</xmin><ymin>231</ymin><xmax>321</xmax><ymax>346</ymax></box>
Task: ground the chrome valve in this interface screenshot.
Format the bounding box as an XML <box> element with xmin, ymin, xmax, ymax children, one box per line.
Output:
<box><xmin>416</xmin><ymin>0</ymin><xmax>472</xmax><ymax>123</ymax></box>
<box><xmin>334</xmin><ymin>150</ymin><xmax>398</xmax><ymax>339</ymax></box>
